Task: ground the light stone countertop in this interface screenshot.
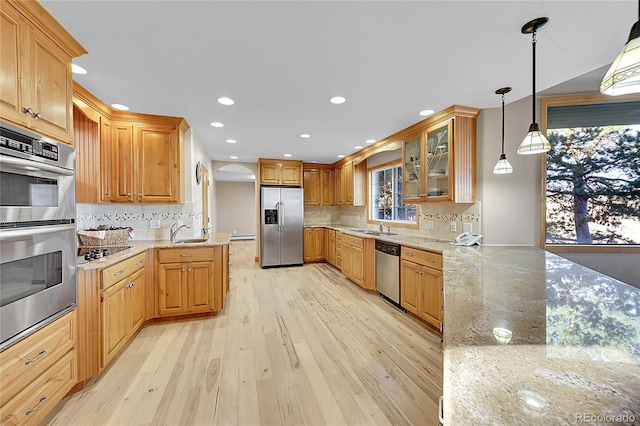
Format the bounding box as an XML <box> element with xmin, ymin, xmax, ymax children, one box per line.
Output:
<box><xmin>305</xmin><ymin>225</ymin><xmax>640</xmax><ymax>424</ymax></box>
<box><xmin>77</xmin><ymin>233</ymin><xmax>231</xmax><ymax>271</ymax></box>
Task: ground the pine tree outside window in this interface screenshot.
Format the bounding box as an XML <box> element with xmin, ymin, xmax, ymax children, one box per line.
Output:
<box><xmin>542</xmin><ymin>96</ymin><xmax>640</xmax><ymax>248</ymax></box>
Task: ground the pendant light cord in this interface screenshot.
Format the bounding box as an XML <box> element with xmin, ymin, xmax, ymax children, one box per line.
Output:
<box><xmin>531</xmin><ymin>30</ymin><xmax>537</xmax><ymax>125</ymax></box>
<box><xmin>501</xmin><ymin>93</ymin><xmax>506</xmax><ymax>154</ymax></box>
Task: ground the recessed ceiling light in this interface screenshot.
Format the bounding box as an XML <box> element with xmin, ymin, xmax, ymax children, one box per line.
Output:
<box><xmin>337</xmin><ymin>154</ymin><xmax>345</xmax><ymax>158</ymax></box>
<box><xmin>366</xmin><ymin>139</ymin><xmax>376</xmax><ymax>144</ymax></box>
<box><xmin>419</xmin><ymin>109</ymin><xmax>435</xmax><ymax>117</ymax></box>
<box><xmin>329</xmin><ymin>96</ymin><xmax>346</xmax><ymax>104</ymax></box>
<box><xmin>311</xmin><ymin>161</ymin><xmax>318</xmax><ymax>163</ymax></box>
<box><xmin>354</xmin><ymin>145</ymin><xmax>363</xmax><ymax>150</ymax></box>
<box><xmin>230</xmin><ymin>155</ymin><xmax>238</xmax><ymax>159</ymax></box>
<box><xmin>226</xmin><ymin>139</ymin><xmax>237</xmax><ymax>144</ymax></box>
<box><xmin>111</xmin><ymin>103</ymin><xmax>129</xmax><ymax>111</ymax></box>
<box><xmin>284</xmin><ymin>153</ymin><xmax>292</xmax><ymax>158</ymax></box>
<box><xmin>218</xmin><ymin>97</ymin><xmax>234</xmax><ymax>106</ymax></box>
<box><xmin>72</xmin><ymin>64</ymin><xmax>87</xmax><ymax>75</ymax></box>
<box><xmin>300</xmin><ymin>134</ymin><xmax>311</xmax><ymax>139</ymax></box>
<box><xmin>210</xmin><ymin>122</ymin><xmax>224</xmax><ymax>128</ymax></box>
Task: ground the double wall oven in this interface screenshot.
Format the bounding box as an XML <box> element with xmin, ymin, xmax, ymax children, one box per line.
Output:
<box><xmin>0</xmin><ymin>121</ymin><xmax>76</xmax><ymax>349</ymax></box>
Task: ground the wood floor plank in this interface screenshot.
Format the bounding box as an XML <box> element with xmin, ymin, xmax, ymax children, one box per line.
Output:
<box><xmin>48</xmin><ymin>241</ymin><xmax>443</xmax><ymax>425</ymax></box>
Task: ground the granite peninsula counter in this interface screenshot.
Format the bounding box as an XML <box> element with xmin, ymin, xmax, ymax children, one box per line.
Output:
<box><xmin>442</xmin><ymin>245</ymin><xmax>639</xmax><ymax>425</ymax></box>
<box><xmin>304</xmin><ymin>225</ymin><xmax>639</xmax><ymax>424</ymax></box>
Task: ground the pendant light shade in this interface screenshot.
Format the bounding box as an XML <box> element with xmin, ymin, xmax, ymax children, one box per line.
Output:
<box><xmin>600</xmin><ymin>1</ymin><xmax>640</xmax><ymax>96</ymax></box>
<box><xmin>518</xmin><ymin>17</ymin><xmax>551</xmax><ymax>155</ymax></box>
<box><xmin>493</xmin><ymin>87</ymin><xmax>513</xmax><ymax>174</ymax></box>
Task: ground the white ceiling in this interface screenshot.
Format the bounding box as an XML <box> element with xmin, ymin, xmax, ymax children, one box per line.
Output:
<box><xmin>41</xmin><ymin>1</ymin><xmax>636</xmax><ymax>165</ymax></box>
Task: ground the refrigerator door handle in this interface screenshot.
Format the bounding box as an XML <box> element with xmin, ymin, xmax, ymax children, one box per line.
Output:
<box><xmin>275</xmin><ymin>202</ymin><xmax>281</xmax><ymax>232</ymax></box>
<box><xmin>280</xmin><ymin>202</ymin><xmax>285</xmax><ymax>233</ymax></box>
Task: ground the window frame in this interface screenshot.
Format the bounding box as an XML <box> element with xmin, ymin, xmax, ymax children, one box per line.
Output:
<box><xmin>367</xmin><ymin>160</ymin><xmax>418</xmax><ymax>229</ymax></box>
<box><xmin>540</xmin><ymin>92</ymin><xmax>640</xmax><ymax>254</ymax></box>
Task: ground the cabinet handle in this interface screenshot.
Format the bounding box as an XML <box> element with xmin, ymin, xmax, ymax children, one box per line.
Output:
<box><xmin>25</xmin><ymin>349</ymin><xmax>47</xmax><ymax>365</ymax></box>
<box><xmin>26</xmin><ymin>396</ymin><xmax>47</xmax><ymax>415</ymax></box>
<box><xmin>406</xmin><ymin>252</ymin><xmax>414</xmax><ymax>257</ymax></box>
<box><xmin>135</xmin><ymin>261</ymin><xmax>143</xmax><ymax>265</ymax></box>
<box><xmin>438</xmin><ymin>396</ymin><xmax>444</xmax><ymax>424</ymax></box>
<box><xmin>180</xmin><ymin>254</ymin><xmax>193</xmax><ymax>257</ymax></box>
<box><xmin>426</xmin><ymin>258</ymin><xmax>436</xmax><ymax>263</ymax></box>
<box><xmin>114</xmin><ymin>270</ymin><xmax>125</xmax><ymax>276</ymax></box>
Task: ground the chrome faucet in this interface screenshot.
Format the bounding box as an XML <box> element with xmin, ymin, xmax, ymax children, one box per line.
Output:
<box><xmin>170</xmin><ymin>222</ymin><xmax>190</xmax><ymax>243</ymax></box>
<box><xmin>385</xmin><ymin>225</ymin><xmax>391</xmax><ymax>233</ymax></box>
<box><xmin>379</xmin><ymin>221</ymin><xmax>384</xmax><ymax>232</ymax></box>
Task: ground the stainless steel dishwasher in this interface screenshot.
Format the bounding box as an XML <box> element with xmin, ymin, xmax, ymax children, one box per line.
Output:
<box><xmin>375</xmin><ymin>240</ymin><xmax>403</xmax><ymax>310</ymax></box>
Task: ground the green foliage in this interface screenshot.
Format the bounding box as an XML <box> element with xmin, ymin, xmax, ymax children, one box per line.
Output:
<box><xmin>546</xmin><ymin>127</ymin><xmax>640</xmax><ymax>244</ymax></box>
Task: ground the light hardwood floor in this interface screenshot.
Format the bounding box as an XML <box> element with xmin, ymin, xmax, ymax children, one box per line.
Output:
<box><xmin>49</xmin><ymin>241</ymin><xmax>443</xmax><ymax>425</ymax></box>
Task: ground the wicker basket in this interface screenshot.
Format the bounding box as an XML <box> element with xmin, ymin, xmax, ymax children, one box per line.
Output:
<box><xmin>78</xmin><ymin>229</ymin><xmax>130</xmax><ymax>246</ymax></box>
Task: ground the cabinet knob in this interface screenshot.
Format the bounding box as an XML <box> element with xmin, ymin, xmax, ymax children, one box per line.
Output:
<box><xmin>34</xmin><ymin>112</ymin><xmax>43</xmax><ymax>119</ymax></box>
<box><xmin>21</xmin><ymin>107</ymin><xmax>34</xmax><ymax>116</ymax></box>
<box><xmin>138</xmin><ymin>193</ymin><xmax>142</xmax><ymax>197</ymax></box>
<box><xmin>188</xmin><ymin>268</ymin><xmax>192</xmax><ymax>272</ymax></box>
<box><xmin>126</xmin><ymin>193</ymin><xmax>131</xmax><ymax>197</ymax></box>
<box><xmin>182</xmin><ymin>268</ymin><xmax>186</xmax><ymax>272</ymax></box>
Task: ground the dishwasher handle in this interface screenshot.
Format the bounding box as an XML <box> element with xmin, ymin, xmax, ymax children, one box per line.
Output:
<box><xmin>375</xmin><ymin>240</ymin><xmax>400</xmax><ymax>256</ymax></box>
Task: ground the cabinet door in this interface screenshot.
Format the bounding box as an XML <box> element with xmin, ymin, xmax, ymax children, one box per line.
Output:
<box><xmin>425</xmin><ymin>119</ymin><xmax>453</xmax><ymax>201</ymax></box>
<box><xmin>29</xmin><ymin>27</ymin><xmax>73</xmax><ymax>144</ymax></box>
<box><xmin>280</xmin><ymin>164</ymin><xmax>301</xmax><ymax>185</ymax></box>
<box><xmin>303</xmin><ymin>169</ymin><xmax>321</xmax><ymax>205</ymax></box>
<box><xmin>157</xmin><ymin>263</ymin><xmax>188</xmax><ymax>316</ymax></box>
<box><xmin>127</xmin><ymin>268</ymin><xmax>145</xmax><ymax>335</ymax></box>
<box><xmin>260</xmin><ymin>162</ymin><xmax>280</xmax><ymax>185</ymax></box>
<box><xmin>419</xmin><ymin>265</ymin><xmax>444</xmax><ymax>329</ymax></box>
<box><xmin>187</xmin><ymin>261</ymin><xmax>214</xmax><ymax>313</ymax></box>
<box><xmin>0</xmin><ymin>5</ymin><xmax>27</xmax><ymax>126</ymax></box>
<box><xmin>402</xmin><ymin>133</ymin><xmax>424</xmax><ymax>202</ymax></box>
<box><xmin>400</xmin><ymin>260</ymin><xmax>420</xmax><ymax>314</ymax></box>
<box><xmin>313</xmin><ymin>227</ymin><xmax>324</xmax><ymax>261</ymax></box>
<box><xmin>336</xmin><ymin>166</ymin><xmax>345</xmax><ymax>205</ymax></box>
<box><xmin>344</xmin><ymin>162</ymin><xmax>354</xmax><ymax>204</ymax></box>
<box><xmin>321</xmin><ymin>169</ymin><xmax>334</xmax><ymax>205</ymax></box>
<box><xmin>100</xmin><ymin>116</ymin><xmax>113</xmax><ymax>202</ymax></box>
<box><xmin>351</xmin><ymin>245</ymin><xmax>365</xmax><ymax>286</ymax></box>
<box><xmin>101</xmin><ymin>279</ymin><xmax>128</xmax><ymax>367</ymax></box>
<box><xmin>136</xmin><ymin>125</ymin><xmax>179</xmax><ymax>203</ymax></box>
<box><xmin>323</xmin><ymin>228</ymin><xmax>329</xmax><ymax>260</ymax></box>
<box><xmin>111</xmin><ymin>123</ymin><xmax>135</xmax><ymax>202</ymax></box>
<box><xmin>73</xmin><ymin>106</ymin><xmax>99</xmax><ymax>203</ymax></box>
<box><xmin>303</xmin><ymin>227</ymin><xmax>313</xmax><ymax>262</ymax></box>
<box><xmin>327</xmin><ymin>232</ymin><xmax>336</xmax><ymax>266</ymax></box>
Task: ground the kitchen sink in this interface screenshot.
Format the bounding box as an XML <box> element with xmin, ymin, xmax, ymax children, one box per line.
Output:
<box><xmin>174</xmin><ymin>238</ymin><xmax>208</xmax><ymax>244</ymax></box>
<box><xmin>362</xmin><ymin>231</ymin><xmax>398</xmax><ymax>236</ymax></box>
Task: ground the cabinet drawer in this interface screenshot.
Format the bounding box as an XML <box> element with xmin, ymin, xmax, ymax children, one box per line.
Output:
<box><xmin>157</xmin><ymin>247</ymin><xmax>214</xmax><ymax>263</ymax></box>
<box><xmin>401</xmin><ymin>246</ymin><xmax>443</xmax><ymax>269</ymax></box>
<box><xmin>0</xmin><ymin>310</ymin><xmax>76</xmax><ymax>407</ymax></box>
<box><xmin>342</xmin><ymin>234</ymin><xmax>364</xmax><ymax>249</ymax></box>
<box><xmin>101</xmin><ymin>252</ymin><xmax>146</xmax><ymax>290</ymax></box>
<box><xmin>0</xmin><ymin>348</ymin><xmax>77</xmax><ymax>426</ymax></box>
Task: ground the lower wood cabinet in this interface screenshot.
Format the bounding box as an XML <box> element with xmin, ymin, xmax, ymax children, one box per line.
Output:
<box><xmin>156</xmin><ymin>246</ymin><xmax>226</xmax><ymax>317</ymax></box>
<box><xmin>325</xmin><ymin>228</ymin><xmax>336</xmax><ymax>266</ymax></box>
<box><xmin>0</xmin><ymin>310</ymin><xmax>77</xmax><ymax>426</ymax></box>
<box><xmin>303</xmin><ymin>227</ymin><xmax>325</xmax><ymax>263</ymax></box>
<box><xmin>400</xmin><ymin>247</ymin><xmax>444</xmax><ymax>332</ymax></box>
<box><xmin>100</xmin><ymin>253</ymin><xmax>146</xmax><ymax>368</ymax></box>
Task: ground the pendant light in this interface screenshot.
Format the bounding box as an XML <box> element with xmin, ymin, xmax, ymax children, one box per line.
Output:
<box><xmin>493</xmin><ymin>87</ymin><xmax>513</xmax><ymax>174</ymax></box>
<box><xmin>517</xmin><ymin>17</ymin><xmax>551</xmax><ymax>155</ymax></box>
<box><xmin>600</xmin><ymin>0</ymin><xmax>640</xmax><ymax>96</ymax></box>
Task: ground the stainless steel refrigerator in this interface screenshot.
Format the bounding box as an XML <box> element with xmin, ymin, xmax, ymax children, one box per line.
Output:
<box><xmin>260</xmin><ymin>187</ymin><xmax>304</xmax><ymax>268</ymax></box>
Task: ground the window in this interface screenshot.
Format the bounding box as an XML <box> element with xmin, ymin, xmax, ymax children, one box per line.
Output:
<box><xmin>369</xmin><ymin>163</ymin><xmax>416</xmax><ymax>224</ymax></box>
<box><xmin>542</xmin><ymin>95</ymin><xmax>640</xmax><ymax>248</ymax></box>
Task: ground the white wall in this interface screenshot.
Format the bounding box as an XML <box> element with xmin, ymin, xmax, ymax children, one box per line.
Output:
<box><xmin>215</xmin><ymin>181</ymin><xmax>256</xmax><ymax>236</ymax></box>
<box><xmin>476</xmin><ymin>96</ymin><xmax>639</xmax><ymax>288</ymax></box>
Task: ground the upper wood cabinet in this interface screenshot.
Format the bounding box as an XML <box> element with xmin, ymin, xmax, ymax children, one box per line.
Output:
<box><xmin>402</xmin><ymin>105</ymin><xmax>479</xmax><ymax>203</ymax></box>
<box><xmin>303</xmin><ymin>164</ymin><xmax>335</xmax><ymax>206</ymax></box>
<box><xmin>336</xmin><ymin>160</ymin><xmax>366</xmax><ymax>206</ymax></box>
<box><xmin>258</xmin><ymin>158</ymin><xmax>302</xmax><ymax>186</ymax></box>
<box><xmin>73</xmin><ymin>84</ymin><xmax>189</xmax><ymax>204</ymax></box>
<box><xmin>0</xmin><ymin>1</ymin><xmax>86</xmax><ymax>144</ymax></box>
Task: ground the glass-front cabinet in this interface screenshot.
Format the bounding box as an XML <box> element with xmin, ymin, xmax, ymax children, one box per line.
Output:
<box><xmin>401</xmin><ymin>105</ymin><xmax>479</xmax><ymax>204</ymax></box>
<box><xmin>425</xmin><ymin>120</ymin><xmax>453</xmax><ymax>200</ymax></box>
<box><xmin>402</xmin><ymin>133</ymin><xmax>424</xmax><ymax>201</ymax></box>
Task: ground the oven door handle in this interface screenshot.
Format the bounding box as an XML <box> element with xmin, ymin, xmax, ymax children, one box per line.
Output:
<box><xmin>0</xmin><ymin>155</ymin><xmax>74</xmax><ymax>176</ymax></box>
<box><xmin>0</xmin><ymin>223</ymin><xmax>76</xmax><ymax>240</ymax></box>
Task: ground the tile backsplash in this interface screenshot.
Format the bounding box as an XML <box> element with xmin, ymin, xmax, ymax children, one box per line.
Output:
<box><xmin>77</xmin><ymin>202</ymin><xmax>203</xmax><ymax>241</ymax></box>
<box><xmin>304</xmin><ymin>202</ymin><xmax>481</xmax><ymax>241</ymax></box>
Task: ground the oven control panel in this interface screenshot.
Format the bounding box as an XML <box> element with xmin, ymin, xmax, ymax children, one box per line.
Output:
<box><xmin>0</xmin><ymin>129</ymin><xmax>59</xmax><ymax>162</ymax></box>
